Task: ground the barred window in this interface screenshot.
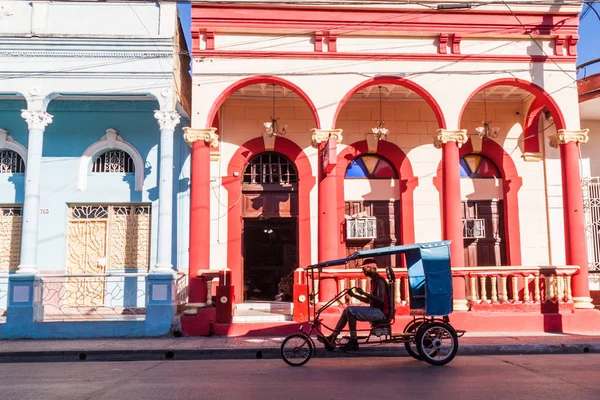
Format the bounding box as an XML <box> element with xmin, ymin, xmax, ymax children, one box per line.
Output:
<box><xmin>243</xmin><ymin>152</ymin><xmax>297</xmax><ymax>184</ymax></box>
<box><xmin>92</xmin><ymin>150</ymin><xmax>135</xmax><ymax>173</ymax></box>
<box><xmin>0</xmin><ymin>150</ymin><xmax>25</xmax><ymax>173</ymax></box>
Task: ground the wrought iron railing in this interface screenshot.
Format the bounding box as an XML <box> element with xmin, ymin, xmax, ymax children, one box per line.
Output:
<box><xmin>0</xmin><ymin>274</ymin><xmax>8</xmax><ymax>322</ymax></box>
<box><xmin>176</xmin><ymin>272</ymin><xmax>188</xmax><ymax>306</ymax></box>
<box><xmin>582</xmin><ymin>177</ymin><xmax>600</xmax><ymax>273</ymax></box>
<box><xmin>40</xmin><ymin>273</ymin><xmax>147</xmax><ymax>321</ymax></box>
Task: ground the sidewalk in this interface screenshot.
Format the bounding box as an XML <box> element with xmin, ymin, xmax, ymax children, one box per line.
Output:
<box><xmin>1</xmin><ymin>332</ymin><xmax>600</xmax><ymax>363</ymax></box>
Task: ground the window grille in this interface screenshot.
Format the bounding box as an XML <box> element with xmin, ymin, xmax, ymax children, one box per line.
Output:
<box><xmin>93</xmin><ymin>150</ymin><xmax>135</xmax><ymax>173</ymax></box>
<box><xmin>0</xmin><ymin>206</ymin><xmax>22</xmax><ymax>271</ymax></box>
<box><xmin>346</xmin><ymin>217</ymin><xmax>377</xmax><ymax>240</ymax></box>
<box><xmin>0</xmin><ymin>150</ymin><xmax>25</xmax><ymax>173</ymax></box>
<box><xmin>583</xmin><ymin>177</ymin><xmax>600</xmax><ymax>273</ymax></box>
<box><xmin>243</xmin><ymin>152</ymin><xmax>297</xmax><ymax>184</ymax></box>
<box><xmin>68</xmin><ymin>204</ymin><xmax>151</xmax><ymax>271</ymax></box>
<box><xmin>463</xmin><ymin>219</ymin><xmax>486</xmax><ymax>239</ymax></box>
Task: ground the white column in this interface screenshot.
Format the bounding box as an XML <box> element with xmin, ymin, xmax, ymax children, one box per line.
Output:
<box><xmin>153</xmin><ymin>110</ymin><xmax>181</xmax><ymax>273</ymax></box>
<box><xmin>18</xmin><ymin>110</ymin><xmax>53</xmax><ymax>274</ymax></box>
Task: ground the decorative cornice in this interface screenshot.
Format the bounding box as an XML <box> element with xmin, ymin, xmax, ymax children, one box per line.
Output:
<box><xmin>311</xmin><ymin>128</ymin><xmax>343</xmax><ymax>148</ymax></box>
<box><xmin>548</xmin><ymin>129</ymin><xmax>589</xmax><ymax>149</ymax></box>
<box><xmin>0</xmin><ymin>51</ymin><xmax>172</xmax><ymax>59</ymax></box>
<box><xmin>183</xmin><ymin>127</ymin><xmax>219</xmax><ymax>148</ymax></box>
<box><xmin>154</xmin><ymin>110</ymin><xmax>181</xmax><ymax>131</ymax></box>
<box><xmin>434</xmin><ymin>129</ymin><xmax>468</xmax><ymax>149</ymax></box>
<box><xmin>21</xmin><ymin>110</ymin><xmax>53</xmax><ymax>130</ymax></box>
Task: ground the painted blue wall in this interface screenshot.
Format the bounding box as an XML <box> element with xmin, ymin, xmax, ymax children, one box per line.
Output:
<box><xmin>0</xmin><ymin>99</ymin><xmax>190</xmax><ymax>274</ymax></box>
<box><xmin>0</xmin><ymin>100</ymin><xmax>28</xmax><ymax>205</ymax></box>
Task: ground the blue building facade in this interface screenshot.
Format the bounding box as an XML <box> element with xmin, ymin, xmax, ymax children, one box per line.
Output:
<box><xmin>0</xmin><ymin>1</ymin><xmax>191</xmax><ymax>338</ymax></box>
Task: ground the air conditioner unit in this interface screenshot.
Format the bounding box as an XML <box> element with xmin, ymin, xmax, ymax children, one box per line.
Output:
<box><xmin>463</xmin><ymin>219</ymin><xmax>485</xmax><ymax>239</ymax></box>
<box><xmin>346</xmin><ymin>217</ymin><xmax>377</xmax><ymax>240</ymax></box>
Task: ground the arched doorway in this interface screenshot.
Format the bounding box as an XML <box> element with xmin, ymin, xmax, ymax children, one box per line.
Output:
<box><xmin>241</xmin><ymin>152</ymin><xmax>298</xmax><ymax>302</ymax></box>
<box><xmin>460</xmin><ymin>154</ymin><xmax>506</xmax><ymax>266</ymax></box>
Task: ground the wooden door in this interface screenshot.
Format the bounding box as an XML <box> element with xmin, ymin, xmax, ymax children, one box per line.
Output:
<box><xmin>462</xmin><ymin>200</ymin><xmax>506</xmax><ymax>267</ymax></box>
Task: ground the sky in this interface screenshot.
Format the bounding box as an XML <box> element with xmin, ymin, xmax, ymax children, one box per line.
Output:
<box><xmin>177</xmin><ymin>2</ymin><xmax>600</xmax><ymax>78</ymax></box>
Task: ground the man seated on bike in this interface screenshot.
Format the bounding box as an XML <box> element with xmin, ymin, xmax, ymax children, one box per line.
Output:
<box><xmin>319</xmin><ymin>258</ymin><xmax>391</xmax><ymax>351</ymax></box>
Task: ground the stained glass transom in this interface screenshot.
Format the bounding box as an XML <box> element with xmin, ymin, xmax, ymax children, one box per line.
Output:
<box><xmin>345</xmin><ymin>155</ymin><xmax>398</xmax><ymax>179</ymax></box>
<box><xmin>460</xmin><ymin>154</ymin><xmax>501</xmax><ymax>179</ymax></box>
<box><xmin>243</xmin><ymin>152</ymin><xmax>297</xmax><ymax>184</ymax></box>
<box><xmin>0</xmin><ymin>150</ymin><xmax>25</xmax><ymax>173</ymax></box>
<box><xmin>93</xmin><ymin>150</ymin><xmax>135</xmax><ymax>173</ymax></box>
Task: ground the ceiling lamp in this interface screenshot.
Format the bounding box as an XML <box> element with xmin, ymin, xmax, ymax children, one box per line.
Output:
<box><xmin>476</xmin><ymin>89</ymin><xmax>500</xmax><ymax>140</ymax></box>
<box><xmin>264</xmin><ymin>84</ymin><xmax>287</xmax><ymax>137</ymax></box>
<box><xmin>371</xmin><ymin>86</ymin><xmax>389</xmax><ymax>141</ymax></box>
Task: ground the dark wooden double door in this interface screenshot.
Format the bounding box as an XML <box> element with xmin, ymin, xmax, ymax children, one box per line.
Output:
<box><xmin>462</xmin><ymin>200</ymin><xmax>506</xmax><ymax>267</ymax></box>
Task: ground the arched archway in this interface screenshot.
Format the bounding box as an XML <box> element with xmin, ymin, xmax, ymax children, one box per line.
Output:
<box><xmin>206</xmin><ymin>75</ymin><xmax>321</xmax><ymax>129</ymax></box>
<box><xmin>337</xmin><ymin>140</ymin><xmax>418</xmax><ymax>258</ymax></box>
<box><xmin>458</xmin><ymin>78</ymin><xmax>566</xmax><ymax>131</ymax></box>
<box><xmin>224</xmin><ymin>137</ymin><xmax>315</xmax><ymax>303</ymax></box>
<box><xmin>332</xmin><ymin>76</ymin><xmax>446</xmax><ymax>129</ymax></box>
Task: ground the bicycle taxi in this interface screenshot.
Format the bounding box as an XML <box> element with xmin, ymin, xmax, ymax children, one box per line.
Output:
<box><xmin>280</xmin><ymin>240</ymin><xmax>465</xmax><ymax>366</ymax></box>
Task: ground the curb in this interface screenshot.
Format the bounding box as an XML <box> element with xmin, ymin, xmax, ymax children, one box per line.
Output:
<box><xmin>0</xmin><ymin>344</ymin><xmax>599</xmax><ymax>363</ymax></box>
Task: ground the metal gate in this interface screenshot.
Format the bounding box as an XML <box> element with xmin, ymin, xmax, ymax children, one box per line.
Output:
<box><xmin>0</xmin><ymin>206</ymin><xmax>21</xmax><ymax>272</ymax></box>
<box><xmin>582</xmin><ymin>177</ymin><xmax>600</xmax><ymax>273</ymax></box>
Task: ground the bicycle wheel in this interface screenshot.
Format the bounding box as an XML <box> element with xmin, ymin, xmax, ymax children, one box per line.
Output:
<box><xmin>403</xmin><ymin>319</ymin><xmax>426</xmax><ymax>360</ymax></box>
<box><xmin>281</xmin><ymin>334</ymin><xmax>314</xmax><ymax>367</ymax></box>
<box><xmin>415</xmin><ymin>321</ymin><xmax>458</xmax><ymax>366</ymax></box>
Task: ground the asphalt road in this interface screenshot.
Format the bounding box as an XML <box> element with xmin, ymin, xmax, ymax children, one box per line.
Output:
<box><xmin>0</xmin><ymin>354</ymin><xmax>598</xmax><ymax>400</ymax></box>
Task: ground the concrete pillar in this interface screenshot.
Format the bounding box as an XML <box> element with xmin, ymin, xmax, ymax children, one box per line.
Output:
<box><xmin>153</xmin><ymin>110</ymin><xmax>181</xmax><ymax>273</ymax></box>
<box><xmin>435</xmin><ymin>129</ymin><xmax>469</xmax><ymax>311</ymax></box>
<box><xmin>549</xmin><ymin>129</ymin><xmax>594</xmax><ymax>309</ymax></box>
<box><xmin>17</xmin><ymin>110</ymin><xmax>53</xmax><ymax>274</ymax></box>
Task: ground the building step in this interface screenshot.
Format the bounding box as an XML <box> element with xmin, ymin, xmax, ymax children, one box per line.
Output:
<box><xmin>232</xmin><ymin>309</ymin><xmax>293</xmax><ymax>323</ymax></box>
<box><xmin>235</xmin><ymin>302</ymin><xmax>293</xmax><ymax>313</ymax></box>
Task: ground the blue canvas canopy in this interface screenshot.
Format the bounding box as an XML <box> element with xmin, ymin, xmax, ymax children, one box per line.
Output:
<box><xmin>307</xmin><ymin>241</ymin><xmax>453</xmax><ymax>316</ymax></box>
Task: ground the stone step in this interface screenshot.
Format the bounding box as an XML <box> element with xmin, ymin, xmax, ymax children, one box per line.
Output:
<box><xmin>232</xmin><ymin>309</ymin><xmax>293</xmax><ymax>323</ymax></box>
<box><xmin>235</xmin><ymin>302</ymin><xmax>293</xmax><ymax>313</ymax></box>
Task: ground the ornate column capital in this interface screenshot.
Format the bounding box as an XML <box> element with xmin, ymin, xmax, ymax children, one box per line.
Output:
<box><xmin>183</xmin><ymin>127</ymin><xmax>219</xmax><ymax>148</ymax></box>
<box><xmin>549</xmin><ymin>129</ymin><xmax>589</xmax><ymax>149</ymax></box>
<box><xmin>21</xmin><ymin>110</ymin><xmax>53</xmax><ymax>130</ymax></box>
<box><xmin>154</xmin><ymin>110</ymin><xmax>181</xmax><ymax>131</ymax></box>
<box><xmin>311</xmin><ymin>128</ymin><xmax>343</xmax><ymax>148</ymax></box>
<box><xmin>434</xmin><ymin>129</ymin><xmax>468</xmax><ymax>149</ymax></box>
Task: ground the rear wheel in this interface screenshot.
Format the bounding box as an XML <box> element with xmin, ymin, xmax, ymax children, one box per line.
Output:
<box><xmin>415</xmin><ymin>321</ymin><xmax>458</xmax><ymax>366</ymax></box>
<box><xmin>281</xmin><ymin>334</ymin><xmax>313</xmax><ymax>367</ymax></box>
<box><xmin>403</xmin><ymin>319</ymin><xmax>426</xmax><ymax>360</ymax></box>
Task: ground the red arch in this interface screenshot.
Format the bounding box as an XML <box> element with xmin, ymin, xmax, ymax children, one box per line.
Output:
<box><xmin>434</xmin><ymin>139</ymin><xmax>523</xmax><ymax>265</ymax></box>
<box><xmin>458</xmin><ymin>78</ymin><xmax>566</xmax><ymax>131</ymax></box>
<box><xmin>333</xmin><ymin>77</ymin><xmax>446</xmax><ymax>129</ymax></box>
<box><xmin>337</xmin><ymin>141</ymin><xmax>418</xmax><ymax>257</ymax></box>
<box><xmin>524</xmin><ymin>98</ymin><xmax>545</xmax><ymax>153</ymax></box>
<box><xmin>206</xmin><ymin>75</ymin><xmax>321</xmax><ymax>129</ymax></box>
<box><xmin>224</xmin><ymin>137</ymin><xmax>315</xmax><ymax>303</ymax></box>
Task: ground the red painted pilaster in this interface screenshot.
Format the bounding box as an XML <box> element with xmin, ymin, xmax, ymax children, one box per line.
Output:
<box><xmin>315</xmin><ymin>130</ymin><xmax>342</xmax><ymax>302</ymax></box>
<box><xmin>436</xmin><ymin>130</ymin><xmax>468</xmax><ymax>310</ymax></box>
<box><xmin>551</xmin><ymin>130</ymin><xmax>593</xmax><ymax>308</ymax></box>
<box><xmin>184</xmin><ymin>128</ymin><xmax>218</xmax><ymax>303</ymax></box>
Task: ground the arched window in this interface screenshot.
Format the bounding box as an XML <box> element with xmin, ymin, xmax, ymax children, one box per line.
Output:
<box><xmin>92</xmin><ymin>149</ymin><xmax>135</xmax><ymax>173</ymax></box>
<box><xmin>243</xmin><ymin>152</ymin><xmax>297</xmax><ymax>184</ymax></box>
<box><xmin>0</xmin><ymin>149</ymin><xmax>25</xmax><ymax>173</ymax></box>
<box><xmin>460</xmin><ymin>154</ymin><xmax>500</xmax><ymax>179</ymax></box>
<box><xmin>345</xmin><ymin>154</ymin><xmax>398</xmax><ymax>179</ymax></box>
